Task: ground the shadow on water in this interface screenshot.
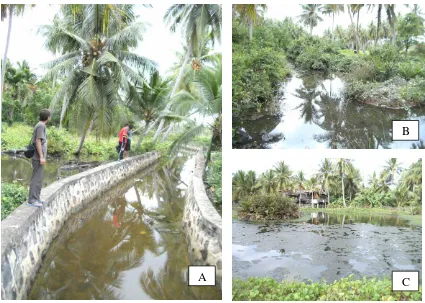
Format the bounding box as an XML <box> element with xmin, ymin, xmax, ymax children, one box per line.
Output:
<box><xmin>28</xmin><ymin>155</ymin><xmax>221</xmax><ymax>300</ymax></box>
<box><xmin>234</xmin><ymin>73</ymin><xmax>425</xmax><ymax>149</ymax></box>
<box><xmin>232</xmin><ymin>211</ymin><xmax>421</xmax><ymax>283</ymax></box>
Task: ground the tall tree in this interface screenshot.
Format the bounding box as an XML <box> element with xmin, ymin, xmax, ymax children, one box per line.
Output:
<box><xmin>273</xmin><ymin>161</ymin><xmax>292</xmax><ymax>191</ymax></box>
<box><xmin>233</xmin><ymin>4</ymin><xmax>267</xmax><ymax>40</ymax></box>
<box><xmin>299</xmin><ymin>4</ymin><xmax>323</xmax><ymax>35</ymax></box>
<box><xmin>1</xmin><ymin>4</ymin><xmax>30</xmax><ymax>92</ymax></box>
<box><xmin>318</xmin><ymin>159</ymin><xmax>333</xmax><ymax>205</ymax></box>
<box><xmin>335</xmin><ymin>158</ymin><xmax>350</xmax><ymax>207</ymax></box>
<box><xmin>322</xmin><ymin>4</ymin><xmax>344</xmax><ymax>39</ymax></box>
<box><xmin>40</xmin><ymin>4</ymin><xmax>157</xmax><ymax>154</ymax></box>
<box><xmin>159</xmin><ymin>5</ymin><xmax>222</xmax><ymax>141</ymax></box>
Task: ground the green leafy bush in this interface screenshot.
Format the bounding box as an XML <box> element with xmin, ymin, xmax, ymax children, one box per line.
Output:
<box><xmin>232</xmin><ymin>20</ymin><xmax>291</xmax><ymax>116</ymax></box>
<box><xmin>400</xmin><ymin>76</ymin><xmax>425</xmax><ymax>104</ymax></box>
<box><xmin>397</xmin><ymin>59</ymin><xmax>425</xmax><ymax>80</ymax></box>
<box><xmin>1</xmin><ymin>183</ymin><xmax>28</xmax><ymax>220</ymax></box>
<box><xmin>239</xmin><ymin>194</ymin><xmax>300</xmax><ymax>220</ymax></box>
<box><xmin>233</xmin><ymin>276</ymin><xmax>422</xmax><ymax>301</ymax></box>
<box><xmin>205</xmin><ymin>152</ymin><xmax>222</xmax><ymax>205</ymax></box>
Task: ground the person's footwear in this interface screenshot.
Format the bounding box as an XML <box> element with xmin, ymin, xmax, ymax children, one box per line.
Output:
<box><xmin>37</xmin><ymin>200</ymin><xmax>46</xmax><ymax>204</ymax></box>
<box><xmin>27</xmin><ymin>201</ymin><xmax>43</xmax><ymax>208</ymax></box>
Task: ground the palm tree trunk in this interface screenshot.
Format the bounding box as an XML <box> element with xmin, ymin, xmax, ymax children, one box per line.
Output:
<box><xmin>348</xmin><ymin>7</ymin><xmax>357</xmax><ymax>52</ymax></box>
<box><xmin>310</xmin><ymin>24</ymin><xmax>313</xmax><ymax>35</ymax></box>
<box><xmin>1</xmin><ymin>6</ymin><xmax>13</xmax><ymax>92</ymax></box>
<box><xmin>75</xmin><ymin>118</ymin><xmax>93</xmax><ymax>155</ymax></box>
<box><xmin>248</xmin><ymin>19</ymin><xmax>253</xmax><ymax>40</ymax></box>
<box><xmin>153</xmin><ymin>119</ymin><xmax>165</xmax><ymax>142</ymax></box>
<box><xmin>160</xmin><ymin>122</ymin><xmax>174</xmax><ymax>142</ymax></box>
<box><xmin>341</xmin><ymin>177</ymin><xmax>346</xmax><ymax>207</ymax></box>
<box><xmin>332</xmin><ymin>13</ymin><xmax>335</xmax><ymax>39</ymax></box>
<box><xmin>136</xmin><ymin>121</ymin><xmax>150</xmax><ymax>149</ymax></box>
<box><xmin>356</xmin><ymin>9</ymin><xmax>360</xmax><ymax>53</ymax></box>
<box><xmin>59</xmin><ymin>94</ymin><xmax>68</xmax><ymax>130</ymax></box>
<box><xmin>155</xmin><ymin>42</ymin><xmax>193</xmax><ymax>142</ymax></box>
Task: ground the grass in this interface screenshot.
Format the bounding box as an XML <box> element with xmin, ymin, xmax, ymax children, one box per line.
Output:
<box><xmin>233</xmin><ymin>276</ymin><xmax>422</xmax><ymax>301</ymax></box>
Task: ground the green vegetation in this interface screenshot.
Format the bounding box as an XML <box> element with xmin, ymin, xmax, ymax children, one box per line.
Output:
<box><xmin>205</xmin><ymin>151</ymin><xmax>222</xmax><ymax>206</ymax></box>
<box><xmin>1</xmin><ymin>4</ymin><xmax>223</xmax><ymax>218</ymax></box>
<box><xmin>2</xmin><ymin>4</ymin><xmax>222</xmax><ymax>161</ymax></box>
<box><xmin>233</xmin><ymin>159</ymin><xmax>422</xmax><ymax>220</ymax></box>
<box><xmin>233</xmin><ymin>276</ymin><xmax>422</xmax><ymax>301</ymax></box>
<box><xmin>1</xmin><ymin>183</ymin><xmax>28</xmax><ymax>220</ymax></box>
<box><xmin>232</xmin><ymin>4</ymin><xmax>425</xmax><ymax>139</ymax></box>
<box><xmin>239</xmin><ymin>194</ymin><xmax>300</xmax><ymax>220</ymax></box>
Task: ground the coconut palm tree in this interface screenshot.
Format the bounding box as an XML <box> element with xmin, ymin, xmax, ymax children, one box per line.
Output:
<box><xmin>232</xmin><ymin>170</ymin><xmax>260</xmax><ymax>201</ymax></box>
<box><xmin>1</xmin><ymin>4</ymin><xmax>33</xmax><ymax>92</ymax></box>
<box><xmin>273</xmin><ymin>161</ymin><xmax>292</xmax><ymax>192</ymax></box>
<box><xmin>381</xmin><ymin>158</ymin><xmax>401</xmax><ymax>186</ymax></box>
<box><xmin>169</xmin><ymin>60</ymin><xmax>221</xmax><ymax>162</ymax></box>
<box><xmin>335</xmin><ymin>158</ymin><xmax>350</xmax><ymax>207</ymax></box>
<box><xmin>233</xmin><ymin>4</ymin><xmax>267</xmax><ymax>40</ymax></box>
<box><xmin>157</xmin><ymin>4</ymin><xmax>222</xmax><ymax>141</ymax></box>
<box><xmin>368</xmin><ymin>4</ymin><xmax>399</xmax><ymax>46</ymax></box>
<box><xmin>39</xmin><ymin>5</ymin><xmax>157</xmax><ymax>154</ymax></box>
<box><xmin>293</xmin><ymin>170</ymin><xmax>306</xmax><ymax>207</ymax></box>
<box><xmin>345</xmin><ymin>164</ymin><xmax>362</xmax><ymax>201</ymax></box>
<box><xmin>318</xmin><ymin>159</ymin><xmax>333</xmax><ymax>205</ymax></box>
<box><xmin>348</xmin><ymin>4</ymin><xmax>364</xmax><ymax>53</ymax></box>
<box><xmin>322</xmin><ymin>4</ymin><xmax>344</xmax><ymax>39</ymax></box>
<box><xmin>299</xmin><ymin>4</ymin><xmax>323</xmax><ymax>35</ymax></box>
<box><xmin>260</xmin><ymin>170</ymin><xmax>277</xmax><ymax>194</ymax></box>
<box><xmin>127</xmin><ymin>72</ymin><xmax>172</xmax><ymax>148</ymax></box>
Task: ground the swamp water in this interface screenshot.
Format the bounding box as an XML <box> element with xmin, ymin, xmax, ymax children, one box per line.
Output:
<box><xmin>234</xmin><ymin>73</ymin><xmax>425</xmax><ymax>149</ymax></box>
<box><xmin>26</xmin><ymin>156</ymin><xmax>221</xmax><ymax>300</ymax></box>
<box><xmin>232</xmin><ymin>211</ymin><xmax>421</xmax><ymax>283</ymax></box>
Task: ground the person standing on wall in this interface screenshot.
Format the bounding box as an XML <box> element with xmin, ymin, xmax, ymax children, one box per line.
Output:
<box><xmin>118</xmin><ymin>123</ymin><xmax>133</xmax><ymax>160</ymax></box>
<box><xmin>27</xmin><ymin>109</ymin><xmax>51</xmax><ymax>208</ymax></box>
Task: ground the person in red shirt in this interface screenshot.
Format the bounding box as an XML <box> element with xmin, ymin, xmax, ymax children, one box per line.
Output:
<box><xmin>118</xmin><ymin>124</ymin><xmax>133</xmax><ymax>160</ymax></box>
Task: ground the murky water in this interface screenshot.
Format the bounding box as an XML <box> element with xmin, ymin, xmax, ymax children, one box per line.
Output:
<box><xmin>234</xmin><ymin>73</ymin><xmax>425</xmax><ymax>149</ymax></box>
<box><xmin>233</xmin><ymin>211</ymin><xmax>421</xmax><ymax>283</ymax></box>
<box><xmin>28</xmin><ymin>156</ymin><xmax>221</xmax><ymax>300</ymax></box>
<box><xmin>1</xmin><ymin>155</ymin><xmax>106</xmax><ymax>187</ymax></box>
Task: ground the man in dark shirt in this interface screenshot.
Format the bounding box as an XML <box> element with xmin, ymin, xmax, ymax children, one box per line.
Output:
<box><xmin>27</xmin><ymin>109</ymin><xmax>51</xmax><ymax>208</ymax></box>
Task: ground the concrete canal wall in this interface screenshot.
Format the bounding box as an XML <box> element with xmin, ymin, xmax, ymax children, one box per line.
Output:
<box><xmin>181</xmin><ymin>151</ymin><xmax>222</xmax><ymax>288</ymax></box>
<box><xmin>1</xmin><ymin>152</ymin><xmax>160</xmax><ymax>300</ymax></box>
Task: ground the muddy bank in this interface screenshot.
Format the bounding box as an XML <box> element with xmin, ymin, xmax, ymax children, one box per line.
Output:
<box><xmin>232</xmin><ymin>212</ymin><xmax>421</xmax><ymax>283</ymax></box>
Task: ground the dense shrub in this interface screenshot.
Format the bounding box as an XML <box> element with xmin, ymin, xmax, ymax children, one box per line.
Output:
<box><xmin>397</xmin><ymin>59</ymin><xmax>425</xmax><ymax>80</ymax></box>
<box><xmin>1</xmin><ymin>183</ymin><xmax>28</xmax><ymax>220</ymax></box>
<box><xmin>400</xmin><ymin>76</ymin><xmax>425</xmax><ymax>104</ymax></box>
<box><xmin>232</xmin><ymin>20</ymin><xmax>291</xmax><ymax>116</ymax></box>
<box><xmin>205</xmin><ymin>152</ymin><xmax>222</xmax><ymax>205</ymax></box>
<box><xmin>233</xmin><ymin>276</ymin><xmax>422</xmax><ymax>301</ymax></box>
<box><xmin>364</xmin><ymin>46</ymin><xmax>402</xmax><ymax>81</ymax></box>
<box><xmin>239</xmin><ymin>194</ymin><xmax>300</xmax><ymax>220</ymax></box>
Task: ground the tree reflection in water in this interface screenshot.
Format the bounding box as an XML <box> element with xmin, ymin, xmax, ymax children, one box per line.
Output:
<box><xmin>236</xmin><ymin>73</ymin><xmax>424</xmax><ymax>149</ymax></box>
<box><xmin>29</xmin><ymin>155</ymin><xmax>221</xmax><ymax>300</ymax></box>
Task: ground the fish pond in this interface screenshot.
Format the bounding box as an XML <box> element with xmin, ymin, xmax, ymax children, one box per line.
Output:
<box><xmin>233</xmin><ymin>73</ymin><xmax>425</xmax><ymax>149</ymax></box>
<box><xmin>27</xmin><ymin>156</ymin><xmax>221</xmax><ymax>300</ymax></box>
<box><xmin>232</xmin><ymin>211</ymin><xmax>421</xmax><ymax>283</ymax></box>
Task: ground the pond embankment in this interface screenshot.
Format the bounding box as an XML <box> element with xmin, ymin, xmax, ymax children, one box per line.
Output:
<box><xmin>1</xmin><ymin>152</ymin><xmax>159</xmax><ymax>300</ymax></box>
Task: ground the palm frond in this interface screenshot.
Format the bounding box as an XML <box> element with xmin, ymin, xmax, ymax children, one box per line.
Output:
<box><xmin>169</xmin><ymin>124</ymin><xmax>205</xmax><ymax>155</ymax></box>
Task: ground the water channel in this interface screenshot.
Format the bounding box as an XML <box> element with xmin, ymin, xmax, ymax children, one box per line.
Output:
<box><xmin>233</xmin><ymin>211</ymin><xmax>421</xmax><ymax>283</ymax></box>
<box><xmin>234</xmin><ymin>73</ymin><xmax>425</xmax><ymax>149</ymax></box>
<box><xmin>1</xmin><ymin>155</ymin><xmax>221</xmax><ymax>299</ymax></box>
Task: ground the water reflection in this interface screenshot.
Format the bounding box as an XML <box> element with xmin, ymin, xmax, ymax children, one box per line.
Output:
<box><xmin>29</xmin><ymin>156</ymin><xmax>221</xmax><ymax>300</ymax></box>
<box><xmin>235</xmin><ymin>73</ymin><xmax>425</xmax><ymax>149</ymax></box>
<box><xmin>306</xmin><ymin>212</ymin><xmax>414</xmax><ymax>228</ymax></box>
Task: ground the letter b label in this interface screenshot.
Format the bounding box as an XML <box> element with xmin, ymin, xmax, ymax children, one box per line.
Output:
<box><xmin>392</xmin><ymin>121</ymin><xmax>419</xmax><ymax>141</ymax></box>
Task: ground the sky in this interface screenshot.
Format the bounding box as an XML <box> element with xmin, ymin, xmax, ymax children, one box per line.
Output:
<box><xmin>231</xmin><ymin>152</ymin><xmax>419</xmax><ymax>185</ymax></box>
<box><xmin>265</xmin><ymin>4</ymin><xmax>417</xmax><ymax>36</ymax></box>
<box><xmin>0</xmin><ymin>4</ymin><xmax>218</xmax><ymax>76</ymax></box>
